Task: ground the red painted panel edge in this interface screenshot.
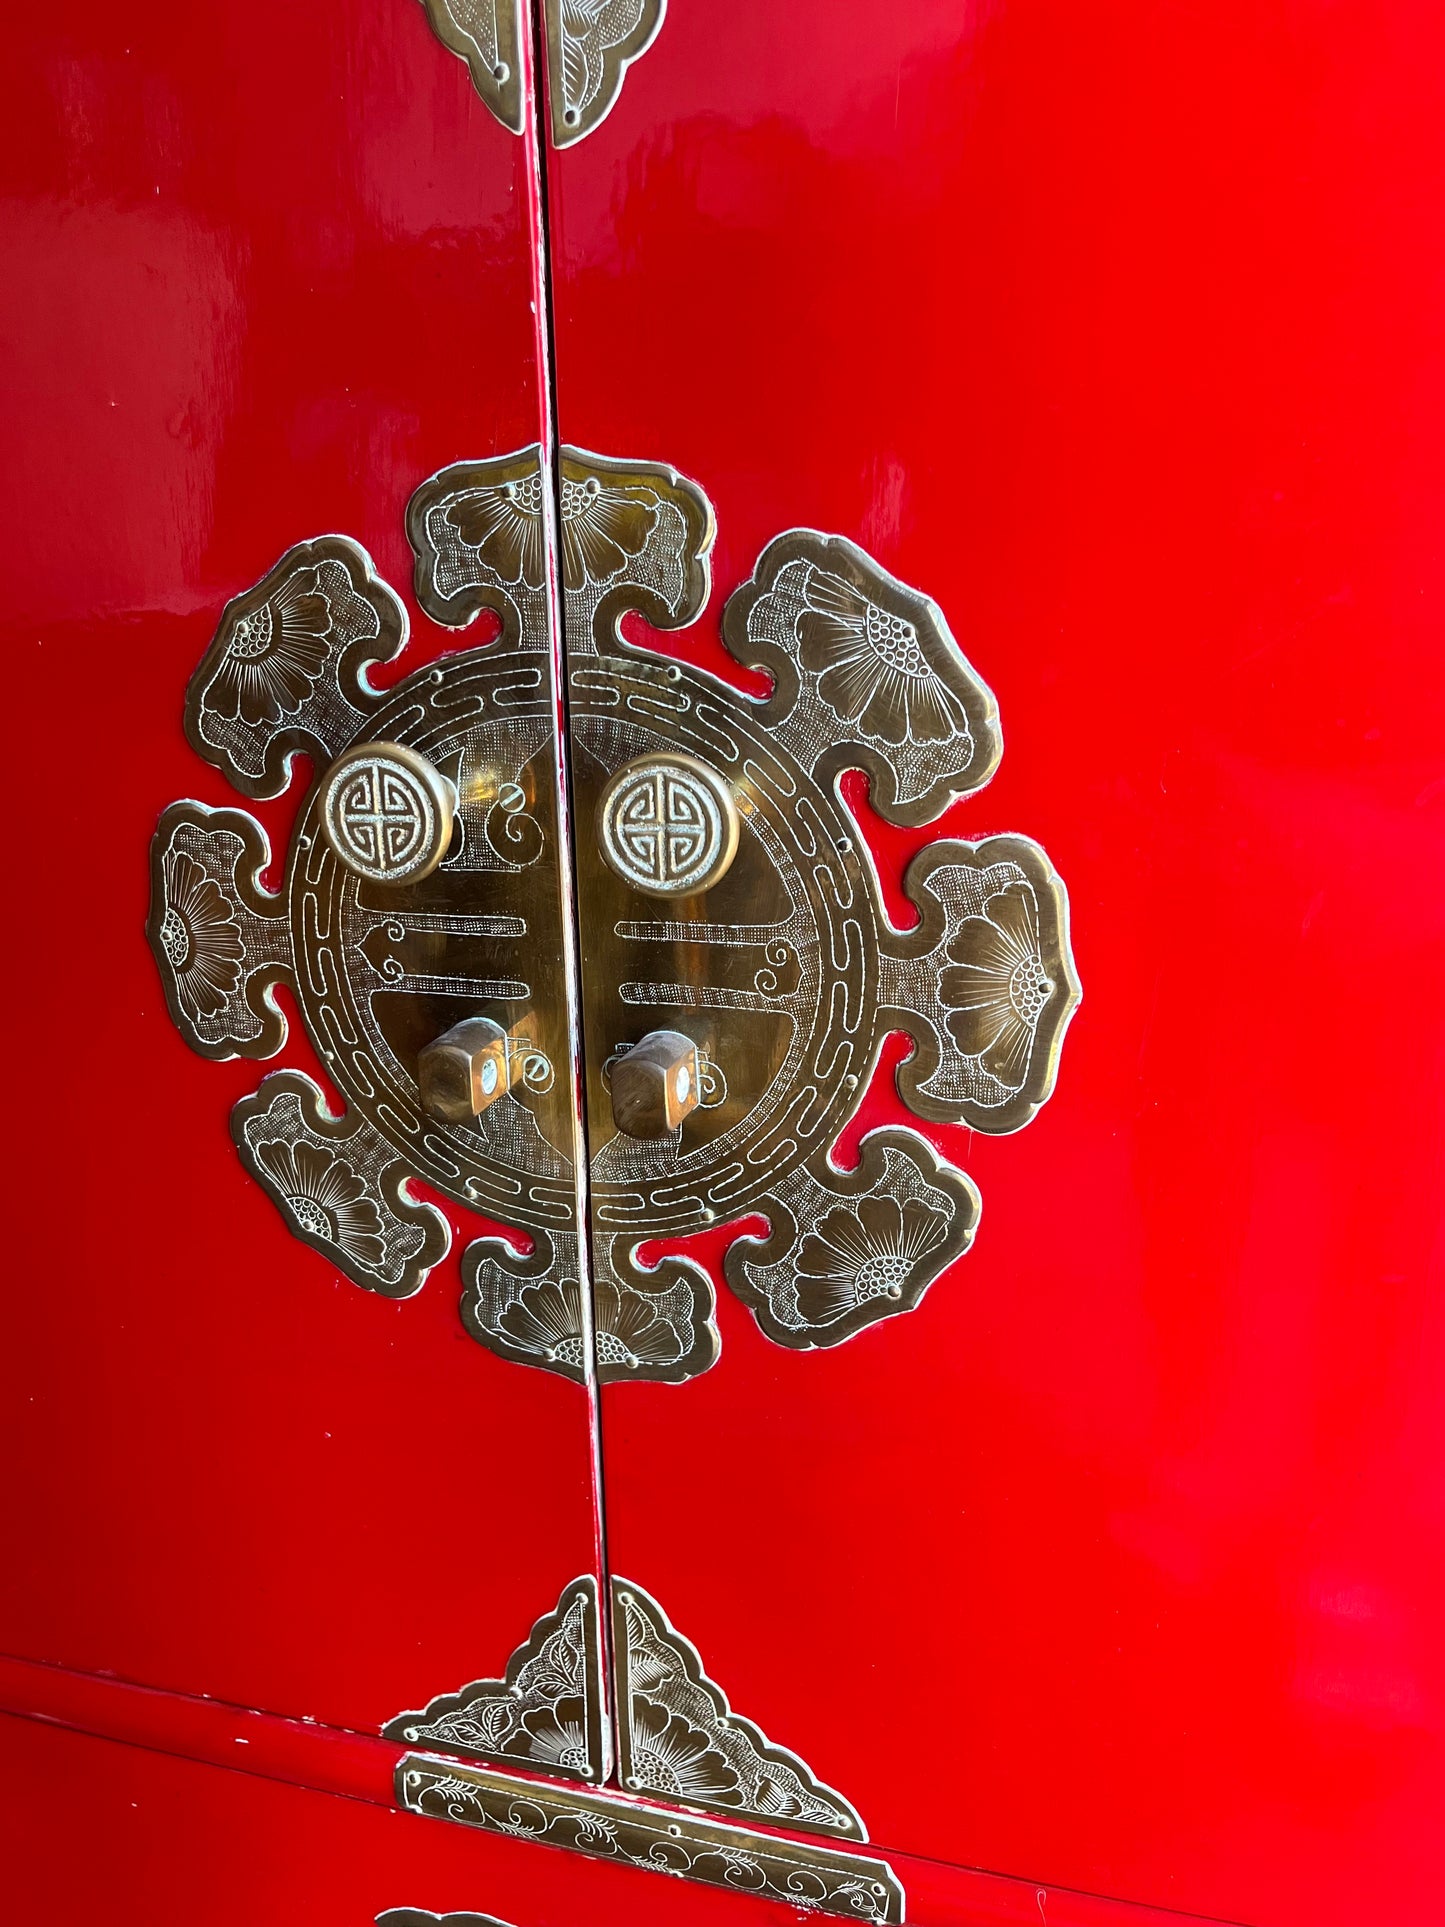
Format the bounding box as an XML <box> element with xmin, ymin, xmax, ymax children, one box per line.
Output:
<box><xmin>0</xmin><ymin>1653</ymin><xmax>1242</xmax><ymax>1927</ymax></box>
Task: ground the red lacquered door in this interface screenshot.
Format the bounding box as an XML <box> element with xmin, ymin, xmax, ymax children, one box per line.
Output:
<box><xmin>5</xmin><ymin>3</ymin><xmax>1445</xmax><ymax>1926</ymax></box>
<box><xmin>0</xmin><ymin>0</ymin><xmax>605</xmax><ymax>1760</ymax></box>
<box><xmin>539</xmin><ymin>6</ymin><xmax>1445</xmax><ymax>1927</ymax></box>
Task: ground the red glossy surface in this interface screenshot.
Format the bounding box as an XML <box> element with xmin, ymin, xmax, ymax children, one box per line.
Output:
<box><xmin>8</xmin><ymin>3</ymin><xmax>1445</xmax><ymax>1923</ymax></box>
<box><xmin>0</xmin><ymin>1699</ymin><xmax>1224</xmax><ymax>1926</ymax></box>
<box><xmin>0</xmin><ymin>0</ymin><xmax>600</xmax><ymax>1733</ymax></box>
<box><xmin>546</xmin><ymin>5</ymin><xmax>1445</xmax><ymax>1924</ymax></box>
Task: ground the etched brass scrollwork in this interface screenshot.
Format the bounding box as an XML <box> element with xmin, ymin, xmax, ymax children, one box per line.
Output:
<box><xmin>148</xmin><ymin>443</ymin><xmax>1078</xmax><ymax>1386</ymax></box>
<box><xmin>385</xmin><ymin>1572</ymin><xmax>903</xmax><ymax>1921</ymax></box>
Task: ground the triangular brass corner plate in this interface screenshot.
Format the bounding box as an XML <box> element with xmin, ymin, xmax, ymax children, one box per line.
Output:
<box><xmin>383</xmin><ymin>1576</ymin><xmax>607</xmax><ymax>1786</ymax></box>
<box><xmin>390</xmin><ymin>1573</ymin><xmax>895</xmax><ymax>1916</ymax></box>
<box><xmin>610</xmin><ymin>1578</ymin><xmax>866</xmax><ymax>1840</ymax></box>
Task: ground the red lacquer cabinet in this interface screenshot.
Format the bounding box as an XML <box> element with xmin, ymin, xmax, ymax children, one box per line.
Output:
<box><xmin>4</xmin><ymin>3</ymin><xmax>1445</xmax><ymax>1926</ymax></box>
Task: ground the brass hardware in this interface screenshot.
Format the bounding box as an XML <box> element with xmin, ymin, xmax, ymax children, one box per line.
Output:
<box><xmin>418</xmin><ymin>0</ymin><xmax>664</xmax><ymax>148</ymax></box>
<box><xmin>609</xmin><ymin>1029</ymin><xmax>700</xmax><ymax>1138</ymax></box>
<box><xmin>396</xmin><ymin>1758</ymin><xmax>904</xmax><ymax>1923</ymax></box>
<box><xmin>418</xmin><ymin>1017</ymin><xmax>512</xmax><ymax>1125</ymax></box>
<box><xmin>378</xmin><ymin>1914</ymin><xmax>513</xmax><ymax>1927</ymax></box>
<box><xmin>388</xmin><ymin>1571</ymin><xmax>863</xmax><ymax>1834</ymax></box>
<box><xmin>149</xmin><ymin>445</ymin><xmax>1079</xmax><ymax>1386</ymax></box>
<box><xmin>150</xmin><ymin>493</ymin><xmax>587</xmax><ymax>1321</ymax></box>
<box><xmin>388</xmin><ymin>1573</ymin><xmax>893</xmax><ymax>1915</ymax></box>
<box><xmin>596</xmin><ymin>750</ymin><xmax>740</xmax><ymax>897</ymax></box>
<box><xmin>384</xmin><ymin>1577</ymin><xmax>607</xmax><ymax>1786</ymax></box>
<box><xmin>561</xmin><ymin>457</ymin><xmax>1080</xmax><ymax>1380</ymax></box>
<box><xmin>316</xmin><ymin>741</ymin><xmax>456</xmax><ymax>886</ymax></box>
<box><xmin>417</xmin><ymin>0</ymin><xmax>525</xmax><ymax>135</ymax></box>
<box><xmin>611</xmin><ymin>1580</ymin><xmax>864</xmax><ymax>1835</ymax></box>
<box><xmin>542</xmin><ymin>0</ymin><xmax>666</xmax><ymax>148</ymax></box>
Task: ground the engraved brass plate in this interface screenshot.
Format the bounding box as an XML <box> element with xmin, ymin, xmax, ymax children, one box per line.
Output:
<box><xmin>148</xmin><ymin>444</ymin><xmax>1078</xmax><ymax>1385</ymax></box>
<box><xmin>609</xmin><ymin>1580</ymin><xmax>863</xmax><ymax>1836</ymax></box>
<box><xmin>541</xmin><ymin>0</ymin><xmax>666</xmax><ymax>147</ymax></box>
<box><xmin>395</xmin><ymin>1757</ymin><xmax>906</xmax><ymax>1923</ymax></box>
<box><xmin>149</xmin><ymin>479</ymin><xmax>587</xmax><ymax>1323</ymax></box>
<box><xmin>418</xmin><ymin>0</ymin><xmax>525</xmax><ymax>133</ymax></box>
<box><xmin>557</xmin><ymin>460</ymin><xmax>1081</xmax><ymax>1382</ymax></box>
<box><xmin>418</xmin><ymin>0</ymin><xmax>664</xmax><ymax>146</ymax></box>
<box><xmin>386</xmin><ymin>1571</ymin><xmax>864</xmax><ymax>1844</ymax></box>
<box><xmin>379</xmin><ymin>1911</ymin><xmax>516</xmax><ymax>1927</ymax></box>
<box><xmin>378</xmin><ymin>1915</ymin><xmax>514</xmax><ymax>1927</ymax></box>
<box><xmin>383</xmin><ymin>1577</ymin><xmax>608</xmax><ymax>1786</ymax></box>
<box><xmin>596</xmin><ymin>751</ymin><xmax>740</xmax><ymax>898</ymax></box>
<box><xmin>317</xmin><ymin>742</ymin><xmax>456</xmax><ymax>885</ymax></box>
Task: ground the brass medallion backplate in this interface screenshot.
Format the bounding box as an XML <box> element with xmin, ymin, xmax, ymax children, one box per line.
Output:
<box><xmin>148</xmin><ymin>445</ymin><xmax>1079</xmax><ymax>1385</ymax></box>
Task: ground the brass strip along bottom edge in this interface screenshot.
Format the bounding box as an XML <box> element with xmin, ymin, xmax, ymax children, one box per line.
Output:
<box><xmin>395</xmin><ymin>1751</ymin><xmax>907</xmax><ymax>1923</ymax></box>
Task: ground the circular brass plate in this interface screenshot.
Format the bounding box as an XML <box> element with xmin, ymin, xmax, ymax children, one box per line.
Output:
<box><xmin>316</xmin><ymin>740</ymin><xmax>455</xmax><ymax>885</ymax></box>
<box><xmin>595</xmin><ymin>751</ymin><xmax>740</xmax><ymax>898</ymax></box>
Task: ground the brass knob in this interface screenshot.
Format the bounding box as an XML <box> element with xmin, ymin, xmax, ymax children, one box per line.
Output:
<box><xmin>419</xmin><ymin>1017</ymin><xmax>512</xmax><ymax>1125</ymax></box>
<box><xmin>610</xmin><ymin>1030</ymin><xmax>701</xmax><ymax>1139</ymax></box>
<box><xmin>596</xmin><ymin>751</ymin><xmax>740</xmax><ymax>898</ymax></box>
<box><xmin>317</xmin><ymin>741</ymin><xmax>455</xmax><ymax>885</ymax></box>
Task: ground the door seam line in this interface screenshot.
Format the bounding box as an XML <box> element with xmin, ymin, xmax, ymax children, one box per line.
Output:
<box><xmin>519</xmin><ymin>0</ymin><xmax>618</xmax><ymax>1779</ymax></box>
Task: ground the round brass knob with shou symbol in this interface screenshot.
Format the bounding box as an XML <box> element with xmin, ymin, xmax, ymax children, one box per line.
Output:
<box><xmin>316</xmin><ymin>740</ymin><xmax>456</xmax><ymax>885</ymax></box>
<box><xmin>595</xmin><ymin>750</ymin><xmax>740</xmax><ymax>898</ymax></box>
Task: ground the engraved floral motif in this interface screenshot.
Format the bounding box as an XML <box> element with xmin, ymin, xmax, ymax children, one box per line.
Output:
<box><xmin>463</xmin><ymin>1230</ymin><xmax>718</xmax><ymax>1385</ymax></box>
<box><xmin>519</xmin><ymin>1696</ymin><xmax>592</xmax><ymax>1774</ymax></box>
<box><xmin>797</xmin><ymin>566</ymin><xmax>965</xmax><ymax>746</ymax></box>
<box><xmin>793</xmin><ymin>1193</ymin><xmax>951</xmax><ymax>1330</ymax></box>
<box><xmin>939</xmin><ymin>877</ymin><xmax>1056</xmax><ymax>1086</ymax></box>
<box><xmin>208</xmin><ymin>567</ymin><xmax>333</xmax><ymax>726</ymax></box>
<box><xmin>157</xmin><ymin>848</ymin><xmax>244</xmax><ymax>1020</ymax></box>
<box><xmin>613</xmin><ymin>1583</ymin><xmax>864</xmax><ymax>1837</ymax></box>
<box><xmin>232</xmin><ymin>1073</ymin><xmax>449</xmax><ymax>1299</ymax></box>
<box><xmin>559</xmin><ymin>472</ymin><xmax>657</xmax><ymax>589</ymax></box>
<box><xmin>151</xmin><ymin>444</ymin><xmax>1077</xmax><ymax>1387</ymax></box>
<box><xmin>627</xmin><ymin>1698</ymin><xmax>740</xmax><ymax>1803</ymax></box>
<box><xmin>383</xmin><ymin>1578</ymin><xmax>606</xmax><ymax>1786</ymax></box>
<box><xmin>251</xmin><ymin>1138</ymin><xmax>387</xmax><ymax>1272</ymax></box>
<box><xmin>496</xmin><ymin>1269</ymin><xmax>686</xmax><ymax>1374</ymax></box>
<box><xmin>445</xmin><ymin>474</ymin><xmax>546</xmax><ymax>589</ymax></box>
<box><xmin>184</xmin><ymin>537</ymin><xmax>405</xmax><ymax>799</ymax></box>
<box><xmin>148</xmin><ymin>804</ymin><xmax>293</xmax><ymax>1059</ymax></box>
<box><xmin>724</xmin><ymin>528</ymin><xmax>1001</xmax><ymax>823</ymax></box>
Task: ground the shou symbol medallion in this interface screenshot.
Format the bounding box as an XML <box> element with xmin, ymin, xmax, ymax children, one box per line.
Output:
<box><xmin>147</xmin><ymin>446</ymin><xmax>1079</xmax><ymax>1385</ymax></box>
